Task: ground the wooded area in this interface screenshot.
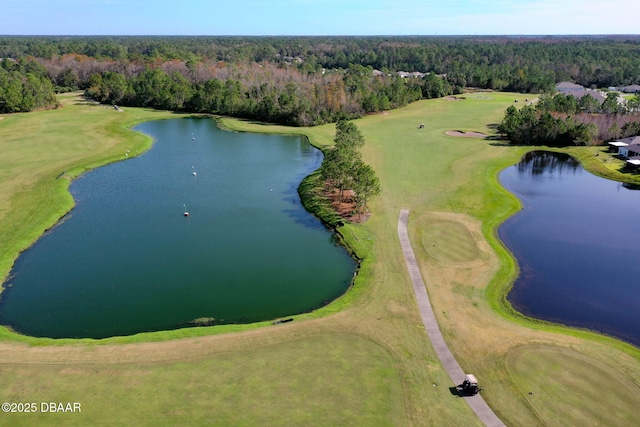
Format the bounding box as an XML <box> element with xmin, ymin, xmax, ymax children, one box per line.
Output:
<box><xmin>498</xmin><ymin>92</ymin><xmax>640</xmax><ymax>145</ymax></box>
<box><xmin>1</xmin><ymin>35</ymin><xmax>640</xmax><ymax>126</ymax></box>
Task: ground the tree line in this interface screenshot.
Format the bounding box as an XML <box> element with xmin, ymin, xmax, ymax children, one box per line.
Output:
<box><xmin>498</xmin><ymin>104</ymin><xmax>598</xmax><ymax>146</ymax></box>
<box><xmin>81</xmin><ymin>62</ymin><xmax>445</xmax><ymax>126</ymax></box>
<box><xmin>2</xmin><ymin>36</ymin><xmax>640</xmax><ymax>120</ymax></box>
<box><xmin>498</xmin><ymin>92</ymin><xmax>640</xmax><ymax>146</ymax></box>
<box><xmin>2</xmin><ymin>35</ymin><xmax>639</xmax><ymax>90</ymax></box>
<box><xmin>0</xmin><ymin>58</ymin><xmax>57</xmax><ymax>113</ymax></box>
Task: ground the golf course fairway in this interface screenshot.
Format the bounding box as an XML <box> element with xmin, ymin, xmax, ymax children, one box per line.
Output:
<box><xmin>0</xmin><ymin>92</ymin><xmax>638</xmax><ymax>426</ymax></box>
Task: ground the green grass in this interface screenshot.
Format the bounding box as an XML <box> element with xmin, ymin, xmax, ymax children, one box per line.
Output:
<box><xmin>505</xmin><ymin>344</ymin><xmax>640</xmax><ymax>425</ymax></box>
<box><xmin>1</xmin><ymin>92</ymin><xmax>639</xmax><ymax>426</ymax></box>
<box><xmin>0</xmin><ymin>335</ymin><xmax>404</xmax><ymax>426</ymax></box>
<box><xmin>421</xmin><ymin>220</ymin><xmax>479</xmax><ymax>263</ymax></box>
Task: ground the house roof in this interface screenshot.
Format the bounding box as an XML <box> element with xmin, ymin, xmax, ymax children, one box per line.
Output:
<box><xmin>621</xmin><ymin>85</ymin><xmax>640</xmax><ymax>93</ymax></box>
<box><xmin>397</xmin><ymin>71</ymin><xmax>426</xmax><ymax>78</ymax></box>
<box><xmin>555</xmin><ymin>82</ymin><xmax>605</xmax><ymax>103</ymax></box>
<box><xmin>575</xmin><ymin>89</ymin><xmax>606</xmax><ymax>103</ymax></box>
<box><xmin>556</xmin><ymin>81</ymin><xmax>585</xmax><ymax>91</ymax></box>
<box><xmin>615</xmin><ymin>136</ymin><xmax>640</xmax><ymax>146</ymax></box>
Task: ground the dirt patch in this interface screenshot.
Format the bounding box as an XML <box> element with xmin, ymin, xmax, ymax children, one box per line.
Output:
<box><xmin>324</xmin><ymin>188</ymin><xmax>370</xmax><ymax>223</ymax></box>
<box><xmin>445</xmin><ymin>130</ymin><xmax>487</xmax><ymax>138</ymax></box>
<box><xmin>445</xmin><ymin>96</ymin><xmax>466</xmax><ymax>101</ymax></box>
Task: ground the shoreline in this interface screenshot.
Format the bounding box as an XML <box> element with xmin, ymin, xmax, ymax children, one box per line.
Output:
<box><xmin>0</xmin><ymin>115</ymin><xmax>171</xmax><ymax>295</ymax></box>
<box><xmin>491</xmin><ymin>148</ymin><xmax>640</xmax><ymax>349</ymax></box>
<box><xmin>1</xmin><ymin>97</ymin><xmax>639</xmax><ymax>358</ymax></box>
<box><xmin>0</xmin><ymin>113</ymin><xmax>362</xmax><ymax>342</ymax></box>
<box><xmin>1</xmin><ymin>93</ymin><xmax>639</xmax><ymax>425</ymax></box>
<box><xmin>484</xmin><ymin>148</ymin><xmax>640</xmax><ymax>355</ymax></box>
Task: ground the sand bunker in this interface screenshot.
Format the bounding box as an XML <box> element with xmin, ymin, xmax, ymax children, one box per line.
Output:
<box><xmin>445</xmin><ymin>130</ymin><xmax>487</xmax><ymax>138</ymax></box>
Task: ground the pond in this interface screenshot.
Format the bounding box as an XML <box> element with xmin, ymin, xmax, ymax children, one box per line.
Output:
<box><xmin>499</xmin><ymin>151</ymin><xmax>640</xmax><ymax>347</ymax></box>
<box><xmin>0</xmin><ymin>118</ymin><xmax>357</xmax><ymax>339</ymax></box>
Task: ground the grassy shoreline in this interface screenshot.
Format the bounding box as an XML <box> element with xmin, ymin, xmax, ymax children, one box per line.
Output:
<box><xmin>0</xmin><ymin>92</ymin><xmax>639</xmax><ymax>425</ymax></box>
<box><xmin>482</xmin><ymin>150</ymin><xmax>640</xmax><ymax>357</ymax></box>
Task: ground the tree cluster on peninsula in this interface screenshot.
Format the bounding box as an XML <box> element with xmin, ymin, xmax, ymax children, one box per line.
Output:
<box><xmin>321</xmin><ymin>120</ymin><xmax>380</xmax><ymax>220</ymax></box>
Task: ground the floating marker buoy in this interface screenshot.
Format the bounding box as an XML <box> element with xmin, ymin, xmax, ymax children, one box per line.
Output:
<box><xmin>184</xmin><ymin>211</ymin><xmax>189</xmax><ymax>217</ymax></box>
<box><xmin>183</xmin><ymin>204</ymin><xmax>189</xmax><ymax>217</ymax></box>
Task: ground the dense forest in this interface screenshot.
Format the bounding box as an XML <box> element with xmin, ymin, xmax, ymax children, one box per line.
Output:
<box><xmin>1</xmin><ymin>36</ymin><xmax>640</xmax><ymax>125</ymax></box>
<box><xmin>0</xmin><ymin>57</ymin><xmax>57</xmax><ymax>112</ymax></box>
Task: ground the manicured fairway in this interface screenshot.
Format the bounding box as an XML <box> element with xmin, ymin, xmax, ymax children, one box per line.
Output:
<box><xmin>0</xmin><ymin>92</ymin><xmax>639</xmax><ymax>426</ymax></box>
<box><xmin>0</xmin><ymin>334</ymin><xmax>404</xmax><ymax>426</ymax></box>
<box><xmin>505</xmin><ymin>344</ymin><xmax>640</xmax><ymax>426</ymax></box>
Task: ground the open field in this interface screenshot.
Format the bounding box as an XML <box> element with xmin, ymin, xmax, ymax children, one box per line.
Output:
<box><xmin>0</xmin><ymin>92</ymin><xmax>639</xmax><ymax>426</ymax></box>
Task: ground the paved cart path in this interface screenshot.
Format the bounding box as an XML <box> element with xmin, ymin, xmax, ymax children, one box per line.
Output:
<box><xmin>398</xmin><ymin>209</ymin><xmax>505</xmax><ymax>427</ymax></box>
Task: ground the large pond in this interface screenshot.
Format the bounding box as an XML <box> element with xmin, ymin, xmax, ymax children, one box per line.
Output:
<box><xmin>0</xmin><ymin>118</ymin><xmax>357</xmax><ymax>339</ymax></box>
<box><xmin>499</xmin><ymin>151</ymin><xmax>640</xmax><ymax>347</ymax></box>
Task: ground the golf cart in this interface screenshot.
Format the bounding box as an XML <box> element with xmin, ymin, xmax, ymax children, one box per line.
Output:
<box><xmin>458</xmin><ymin>374</ymin><xmax>481</xmax><ymax>395</ymax></box>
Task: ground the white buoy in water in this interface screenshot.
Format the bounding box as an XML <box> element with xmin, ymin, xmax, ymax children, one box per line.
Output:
<box><xmin>183</xmin><ymin>204</ymin><xmax>189</xmax><ymax>217</ymax></box>
<box><xmin>192</xmin><ymin>166</ymin><xmax>197</xmax><ymax>176</ymax></box>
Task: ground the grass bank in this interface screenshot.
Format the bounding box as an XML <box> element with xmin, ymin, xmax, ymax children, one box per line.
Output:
<box><xmin>0</xmin><ymin>92</ymin><xmax>638</xmax><ymax>426</ymax></box>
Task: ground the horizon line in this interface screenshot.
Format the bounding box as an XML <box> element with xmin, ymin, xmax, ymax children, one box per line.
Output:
<box><xmin>1</xmin><ymin>34</ymin><xmax>640</xmax><ymax>38</ymax></box>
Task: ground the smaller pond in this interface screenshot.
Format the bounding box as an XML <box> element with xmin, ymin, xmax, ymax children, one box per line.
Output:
<box><xmin>499</xmin><ymin>151</ymin><xmax>640</xmax><ymax>347</ymax></box>
<box><xmin>0</xmin><ymin>118</ymin><xmax>357</xmax><ymax>339</ymax></box>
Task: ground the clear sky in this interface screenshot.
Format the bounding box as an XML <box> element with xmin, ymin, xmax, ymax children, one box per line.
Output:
<box><xmin>1</xmin><ymin>0</ymin><xmax>639</xmax><ymax>36</ymax></box>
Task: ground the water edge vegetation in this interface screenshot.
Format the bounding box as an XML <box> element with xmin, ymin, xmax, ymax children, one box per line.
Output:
<box><xmin>0</xmin><ymin>92</ymin><xmax>638</xmax><ymax>425</ymax></box>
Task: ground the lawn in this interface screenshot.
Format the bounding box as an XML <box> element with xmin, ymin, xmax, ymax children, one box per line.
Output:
<box><xmin>0</xmin><ymin>92</ymin><xmax>638</xmax><ymax>426</ymax></box>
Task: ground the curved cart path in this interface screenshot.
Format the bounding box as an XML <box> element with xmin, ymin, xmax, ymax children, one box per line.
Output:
<box><xmin>398</xmin><ymin>209</ymin><xmax>505</xmax><ymax>427</ymax></box>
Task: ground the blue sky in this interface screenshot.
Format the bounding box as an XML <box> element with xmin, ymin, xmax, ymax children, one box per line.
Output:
<box><xmin>1</xmin><ymin>0</ymin><xmax>639</xmax><ymax>36</ymax></box>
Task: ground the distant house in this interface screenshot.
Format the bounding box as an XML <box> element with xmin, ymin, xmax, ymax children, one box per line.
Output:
<box><xmin>609</xmin><ymin>136</ymin><xmax>640</xmax><ymax>158</ymax></box>
<box><xmin>621</xmin><ymin>84</ymin><xmax>640</xmax><ymax>93</ymax></box>
<box><xmin>617</xmin><ymin>136</ymin><xmax>640</xmax><ymax>170</ymax></box>
<box><xmin>626</xmin><ymin>158</ymin><xmax>640</xmax><ymax>170</ymax></box>
<box><xmin>397</xmin><ymin>71</ymin><xmax>426</xmax><ymax>78</ymax></box>
<box><xmin>555</xmin><ymin>81</ymin><xmax>606</xmax><ymax>104</ymax></box>
<box><xmin>556</xmin><ymin>81</ymin><xmax>585</xmax><ymax>92</ymax></box>
<box><xmin>608</xmin><ymin>140</ymin><xmax>630</xmax><ymax>153</ymax></box>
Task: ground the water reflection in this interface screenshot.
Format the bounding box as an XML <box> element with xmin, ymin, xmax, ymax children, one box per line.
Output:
<box><xmin>517</xmin><ymin>151</ymin><xmax>579</xmax><ymax>175</ymax></box>
<box><xmin>500</xmin><ymin>151</ymin><xmax>640</xmax><ymax>347</ymax></box>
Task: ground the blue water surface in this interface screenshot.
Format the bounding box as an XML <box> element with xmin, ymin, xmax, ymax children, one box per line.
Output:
<box><xmin>499</xmin><ymin>151</ymin><xmax>640</xmax><ymax>347</ymax></box>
